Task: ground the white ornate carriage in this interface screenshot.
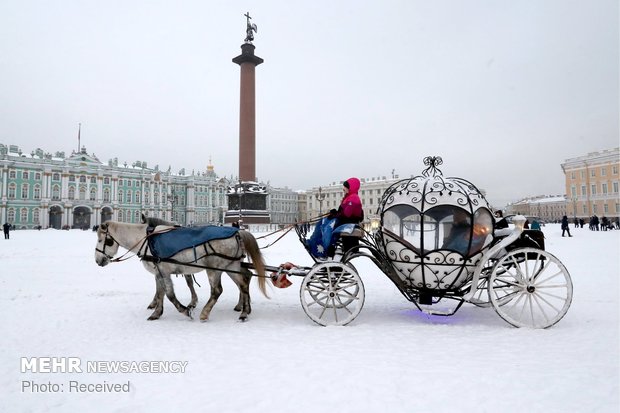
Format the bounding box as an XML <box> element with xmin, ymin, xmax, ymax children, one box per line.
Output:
<box><xmin>296</xmin><ymin>157</ymin><xmax>573</xmax><ymax>328</ymax></box>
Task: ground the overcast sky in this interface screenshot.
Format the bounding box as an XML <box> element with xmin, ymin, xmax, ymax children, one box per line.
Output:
<box><xmin>1</xmin><ymin>0</ymin><xmax>618</xmax><ymax>207</ymax></box>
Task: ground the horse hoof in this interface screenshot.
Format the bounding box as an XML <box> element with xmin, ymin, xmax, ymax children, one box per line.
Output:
<box><xmin>233</xmin><ymin>305</ymin><xmax>242</xmax><ymax>312</ymax></box>
<box><xmin>147</xmin><ymin>315</ymin><xmax>160</xmax><ymax>321</ymax></box>
<box><xmin>238</xmin><ymin>315</ymin><xmax>248</xmax><ymax>322</ymax></box>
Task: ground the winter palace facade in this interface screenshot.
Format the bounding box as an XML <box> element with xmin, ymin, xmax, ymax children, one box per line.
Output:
<box><xmin>0</xmin><ymin>144</ymin><xmax>231</xmax><ymax>229</ymax></box>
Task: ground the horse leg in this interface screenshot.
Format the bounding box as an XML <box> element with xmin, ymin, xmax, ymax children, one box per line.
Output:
<box><xmin>162</xmin><ymin>274</ymin><xmax>192</xmax><ymax>318</ymax></box>
<box><xmin>184</xmin><ymin>274</ymin><xmax>198</xmax><ymax>309</ymax></box>
<box><xmin>147</xmin><ymin>276</ymin><xmax>166</xmax><ymax>320</ymax></box>
<box><xmin>147</xmin><ymin>276</ymin><xmax>162</xmax><ymax>309</ymax></box>
<box><xmin>200</xmin><ymin>270</ymin><xmax>223</xmax><ymax>321</ymax></box>
<box><xmin>228</xmin><ymin>269</ymin><xmax>252</xmax><ymax>321</ymax></box>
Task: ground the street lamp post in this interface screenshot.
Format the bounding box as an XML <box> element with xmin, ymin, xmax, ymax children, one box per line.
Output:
<box><xmin>572</xmin><ymin>197</ymin><xmax>577</xmax><ymax>222</ymax></box>
<box><xmin>167</xmin><ymin>188</ymin><xmax>176</xmax><ymax>223</ymax></box>
<box><xmin>238</xmin><ymin>180</ymin><xmax>243</xmax><ymax>228</ymax></box>
<box><xmin>316</xmin><ymin>186</ymin><xmax>326</xmax><ymax>216</ymax></box>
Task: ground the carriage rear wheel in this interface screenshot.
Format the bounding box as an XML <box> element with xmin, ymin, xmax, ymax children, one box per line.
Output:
<box><xmin>300</xmin><ymin>262</ymin><xmax>365</xmax><ymax>326</ymax></box>
<box><xmin>488</xmin><ymin>248</ymin><xmax>573</xmax><ymax>328</ymax></box>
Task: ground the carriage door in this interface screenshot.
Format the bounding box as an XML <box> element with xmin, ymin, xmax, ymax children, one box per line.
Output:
<box><xmin>49</xmin><ymin>205</ymin><xmax>63</xmax><ymax>229</ymax></box>
<box><xmin>73</xmin><ymin>206</ymin><xmax>91</xmax><ymax>229</ymax></box>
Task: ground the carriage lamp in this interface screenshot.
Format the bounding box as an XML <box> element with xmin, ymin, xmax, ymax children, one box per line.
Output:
<box><xmin>513</xmin><ymin>215</ymin><xmax>527</xmax><ymax>231</ymax></box>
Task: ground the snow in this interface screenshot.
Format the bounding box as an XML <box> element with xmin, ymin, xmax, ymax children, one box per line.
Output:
<box><xmin>1</xmin><ymin>224</ymin><xmax>618</xmax><ymax>412</ymax></box>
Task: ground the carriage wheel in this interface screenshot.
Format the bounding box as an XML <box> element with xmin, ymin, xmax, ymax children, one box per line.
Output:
<box><xmin>300</xmin><ymin>262</ymin><xmax>365</xmax><ymax>326</ymax></box>
<box><xmin>489</xmin><ymin>248</ymin><xmax>573</xmax><ymax>328</ymax></box>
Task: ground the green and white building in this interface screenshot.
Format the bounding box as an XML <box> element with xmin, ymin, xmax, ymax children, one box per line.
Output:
<box><xmin>0</xmin><ymin>143</ymin><xmax>230</xmax><ymax>229</ymax></box>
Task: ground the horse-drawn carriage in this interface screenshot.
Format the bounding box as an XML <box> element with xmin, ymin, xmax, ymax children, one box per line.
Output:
<box><xmin>95</xmin><ymin>157</ymin><xmax>572</xmax><ymax>328</ymax></box>
<box><xmin>292</xmin><ymin>157</ymin><xmax>573</xmax><ymax>328</ymax></box>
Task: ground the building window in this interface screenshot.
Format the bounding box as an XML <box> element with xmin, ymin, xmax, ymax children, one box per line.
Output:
<box><xmin>613</xmin><ymin>182</ymin><xmax>619</xmax><ymax>193</ymax></box>
<box><xmin>604</xmin><ymin>203</ymin><xmax>609</xmax><ymax>213</ymax></box>
<box><xmin>590</xmin><ymin>169</ymin><xmax>596</xmax><ymax>177</ymax></box>
<box><xmin>135</xmin><ymin>191</ymin><xmax>141</xmax><ymax>204</ymax></box>
<box><xmin>104</xmin><ymin>177</ymin><xmax>110</xmax><ymax>185</ymax></box>
<box><xmin>79</xmin><ymin>186</ymin><xmax>86</xmax><ymax>200</ymax></box>
<box><xmin>34</xmin><ymin>185</ymin><xmax>41</xmax><ymax>200</ymax></box>
<box><xmin>601</xmin><ymin>168</ymin><xmax>607</xmax><ymax>176</ymax></box>
<box><xmin>570</xmin><ymin>171</ymin><xmax>575</xmax><ymax>180</ymax></box>
<box><xmin>154</xmin><ymin>192</ymin><xmax>159</xmax><ymax>204</ymax></box>
<box><xmin>80</xmin><ymin>176</ymin><xmax>86</xmax><ymax>183</ymax></box>
<box><xmin>118</xmin><ymin>179</ymin><xmax>123</xmax><ymax>186</ymax></box>
<box><xmin>33</xmin><ymin>208</ymin><xmax>40</xmax><ymax>224</ymax></box>
<box><xmin>52</xmin><ymin>173</ymin><xmax>60</xmax><ymax>181</ymax></box>
<box><xmin>593</xmin><ymin>204</ymin><xmax>598</xmax><ymax>213</ymax></box>
<box><xmin>144</xmin><ymin>191</ymin><xmax>150</xmax><ymax>205</ymax></box>
<box><xmin>52</xmin><ymin>185</ymin><xmax>60</xmax><ymax>201</ymax></box>
<box><xmin>104</xmin><ymin>188</ymin><xmax>110</xmax><ymax>202</ymax></box>
<box><xmin>118</xmin><ymin>210</ymin><xmax>124</xmax><ymax>222</ymax></box>
<box><xmin>602</xmin><ymin>183</ymin><xmax>608</xmax><ymax>194</ymax></box>
<box><xmin>8</xmin><ymin>183</ymin><xmax>16</xmax><ymax>199</ymax></box>
<box><xmin>9</xmin><ymin>170</ymin><xmax>16</xmax><ymax>179</ymax></box>
<box><xmin>127</xmin><ymin>191</ymin><xmax>132</xmax><ymax>203</ymax></box>
<box><xmin>90</xmin><ymin>187</ymin><xmax>96</xmax><ymax>201</ymax></box>
<box><xmin>68</xmin><ymin>186</ymin><xmax>75</xmax><ymax>200</ymax></box>
<box><xmin>570</xmin><ymin>186</ymin><xmax>576</xmax><ymax>197</ymax></box>
<box><xmin>22</xmin><ymin>171</ymin><xmax>29</xmax><ymax>179</ymax></box>
<box><xmin>69</xmin><ymin>175</ymin><xmax>75</xmax><ymax>182</ymax></box>
<box><xmin>20</xmin><ymin>208</ymin><xmax>28</xmax><ymax>223</ymax></box>
<box><xmin>7</xmin><ymin>208</ymin><xmax>15</xmax><ymax>222</ymax></box>
<box><xmin>613</xmin><ymin>166</ymin><xmax>618</xmax><ymax>175</ymax></box>
<box><xmin>21</xmin><ymin>183</ymin><xmax>29</xmax><ymax>199</ymax></box>
<box><xmin>581</xmin><ymin>185</ymin><xmax>586</xmax><ymax>196</ymax></box>
<box><xmin>118</xmin><ymin>191</ymin><xmax>123</xmax><ymax>203</ymax></box>
<box><xmin>35</xmin><ymin>172</ymin><xmax>41</xmax><ymax>180</ymax></box>
<box><xmin>134</xmin><ymin>210</ymin><xmax>140</xmax><ymax>222</ymax></box>
<box><xmin>591</xmin><ymin>185</ymin><xmax>597</xmax><ymax>195</ymax></box>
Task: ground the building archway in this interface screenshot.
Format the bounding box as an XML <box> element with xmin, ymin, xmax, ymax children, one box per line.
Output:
<box><xmin>49</xmin><ymin>205</ymin><xmax>63</xmax><ymax>229</ymax></box>
<box><xmin>100</xmin><ymin>206</ymin><xmax>113</xmax><ymax>224</ymax></box>
<box><xmin>73</xmin><ymin>206</ymin><xmax>92</xmax><ymax>229</ymax></box>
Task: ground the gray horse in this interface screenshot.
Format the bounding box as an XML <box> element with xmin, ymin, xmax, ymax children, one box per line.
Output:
<box><xmin>95</xmin><ymin>220</ymin><xmax>268</xmax><ymax>321</ymax></box>
<box><xmin>140</xmin><ymin>215</ymin><xmax>198</xmax><ymax>312</ymax></box>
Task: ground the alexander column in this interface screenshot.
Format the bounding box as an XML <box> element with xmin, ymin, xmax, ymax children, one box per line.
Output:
<box><xmin>225</xmin><ymin>12</ymin><xmax>270</xmax><ymax>225</ymax></box>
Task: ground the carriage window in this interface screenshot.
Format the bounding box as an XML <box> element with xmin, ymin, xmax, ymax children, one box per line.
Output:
<box><xmin>440</xmin><ymin>207</ymin><xmax>493</xmax><ymax>255</ymax></box>
<box><xmin>383</xmin><ymin>205</ymin><xmax>493</xmax><ymax>256</ymax></box>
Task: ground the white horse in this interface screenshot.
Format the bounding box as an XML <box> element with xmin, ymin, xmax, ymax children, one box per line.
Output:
<box><xmin>94</xmin><ymin>221</ymin><xmax>267</xmax><ymax>321</ymax></box>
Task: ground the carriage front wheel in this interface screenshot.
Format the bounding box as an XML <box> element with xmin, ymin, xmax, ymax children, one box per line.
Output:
<box><xmin>488</xmin><ymin>248</ymin><xmax>573</xmax><ymax>328</ymax></box>
<box><xmin>300</xmin><ymin>262</ymin><xmax>365</xmax><ymax>326</ymax></box>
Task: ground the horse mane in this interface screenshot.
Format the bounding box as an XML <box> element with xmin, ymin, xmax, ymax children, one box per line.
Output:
<box><xmin>141</xmin><ymin>214</ymin><xmax>177</xmax><ymax>228</ymax></box>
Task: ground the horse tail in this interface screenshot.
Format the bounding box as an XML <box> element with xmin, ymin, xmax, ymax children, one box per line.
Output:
<box><xmin>239</xmin><ymin>230</ymin><xmax>269</xmax><ymax>298</ymax></box>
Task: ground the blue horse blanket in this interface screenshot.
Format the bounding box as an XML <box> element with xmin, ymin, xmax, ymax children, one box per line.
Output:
<box><xmin>306</xmin><ymin>218</ymin><xmax>357</xmax><ymax>259</ymax></box>
<box><xmin>148</xmin><ymin>226</ymin><xmax>239</xmax><ymax>260</ymax></box>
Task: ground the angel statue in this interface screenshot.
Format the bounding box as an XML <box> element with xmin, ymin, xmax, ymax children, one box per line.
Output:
<box><xmin>244</xmin><ymin>12</ymin><xmax>258</xmax><ymax>43</ymax></box>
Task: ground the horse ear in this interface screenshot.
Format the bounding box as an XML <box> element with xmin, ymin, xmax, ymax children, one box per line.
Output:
<box><xmin>141</xmin><ymin>213</ymin><xmax>147</xmax><ymax>224</ymax></box>
<box><xmin>100</xmin><ymin>223</ymin><xmax>108</xmax><ymax>230</ymax></box>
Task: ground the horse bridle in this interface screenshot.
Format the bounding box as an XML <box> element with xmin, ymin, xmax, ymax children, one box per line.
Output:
<box><xmin>95</xmin><ymin>227</ymin><xmax>118</xmax><ymax>260</ymax></box>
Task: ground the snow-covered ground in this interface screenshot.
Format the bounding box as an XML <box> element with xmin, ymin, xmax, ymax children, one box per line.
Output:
<box><xmin>1</xmin><ymin>224</ymin><xmax>618</xmax><ymax>413</ymax></box>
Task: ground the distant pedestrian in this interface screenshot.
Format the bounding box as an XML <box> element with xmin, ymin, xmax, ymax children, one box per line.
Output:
<box><xmin>3</xmin><ymin>222</ymin><xmax>10</xmax><ymax>239</ymax></box>
<box><xmin>561</xmin><ymin>215</ymin><xmax>572</xmax><ymax>237</ymax></box>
